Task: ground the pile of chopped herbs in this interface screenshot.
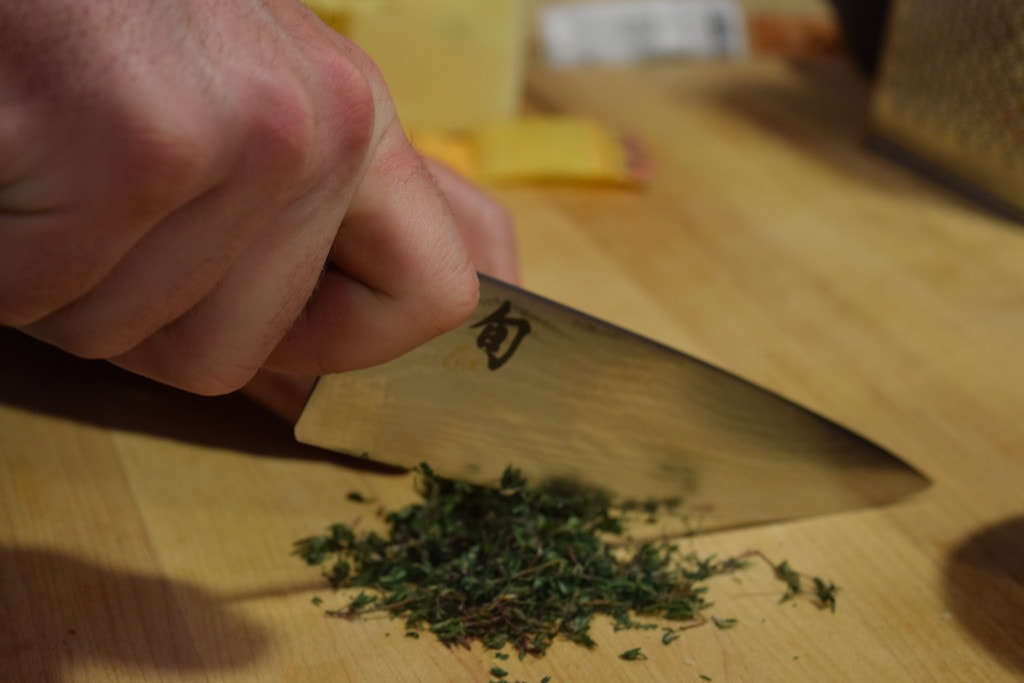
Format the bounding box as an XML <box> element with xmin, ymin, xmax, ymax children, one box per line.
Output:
<box><xmin>293</xmin><ymin>464</ymin><xmax>837</xmax><ymax>660</ymax></box>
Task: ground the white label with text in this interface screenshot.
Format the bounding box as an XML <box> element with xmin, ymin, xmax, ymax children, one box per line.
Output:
<box><xmin>539</xmin><ymin>0</ymin><xmax>747</xmax><ymax>67</ymax></box>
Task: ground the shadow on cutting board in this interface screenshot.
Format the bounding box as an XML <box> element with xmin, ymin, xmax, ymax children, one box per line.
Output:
<box><xmin>0</xmin><ymin>547</ymin><xmax>268</xmax><ymax>680</ymax></box>
<box><xmin>0</xmin><ymin>327</ymin><xmax>399</xmax><ymax>475</ymax></box>
<box><xmin>945</xmin><ymin>515</ymin><xmax>1024</xmax><ymax>676</ymax></box>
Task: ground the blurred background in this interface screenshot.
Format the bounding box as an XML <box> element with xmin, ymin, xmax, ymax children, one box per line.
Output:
<box><xmin>303</xmin><ymin>0</ymin><xmax>1021</xmax><ymax>221</ymax></box>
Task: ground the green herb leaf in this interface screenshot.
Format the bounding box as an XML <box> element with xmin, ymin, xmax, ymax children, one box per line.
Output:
<box><xmin>619</xmin><ymin>647</ymin><xmax>647</xmax><ymax>661</ymax></box>
<box><xmin>776</xmin><ymin>561</ymin><xmax>802</xmax><ymax>602</ymax></box>
<box><xmin>813</xmin><ymin>577</ymin><xmax>839</xmax><ymax>612</ymax></box>
<box><xmin>711</xmin><ymin>616</ymin><xmax>737</xmax><ymax>629</ymax></box>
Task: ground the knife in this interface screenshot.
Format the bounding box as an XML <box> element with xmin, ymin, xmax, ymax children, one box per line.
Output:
<box><xmin>250</xmin><ymin>274</ymin><xmax>928</xmax><ymax>530</ymax></box>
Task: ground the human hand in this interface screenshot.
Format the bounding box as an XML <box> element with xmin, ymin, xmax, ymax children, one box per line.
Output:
<box><xmin>1</xmin><ymin>0</ymin><xmax>516</xmax><ymax>396</ymax></box>
<box><xmin>423</xmin><ymin>157</ymin><xmax>519</xmax><ymax>287</ymax></box>
<box><xmin>241</xmin><ymin>156</ymin><xmax>520</xmax><ymax>423</ymax></box>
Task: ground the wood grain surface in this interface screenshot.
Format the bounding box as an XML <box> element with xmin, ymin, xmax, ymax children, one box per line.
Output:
<box><xmin>3</xmin><ymin>53</ymin><xmax>1023</xmax><ymax>682</ymax></box>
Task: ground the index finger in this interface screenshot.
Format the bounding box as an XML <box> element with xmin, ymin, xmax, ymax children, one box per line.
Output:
<box><xmin>264</xmin><ymin>99</ymin><xmax>479</xmax><ymax>374</ymax></box>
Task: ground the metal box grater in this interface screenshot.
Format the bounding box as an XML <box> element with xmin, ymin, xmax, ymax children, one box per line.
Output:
<box><xmin>869</xmin><ymin>0</ymin><xmax>1024</xmax><ymax>221</ymax></box>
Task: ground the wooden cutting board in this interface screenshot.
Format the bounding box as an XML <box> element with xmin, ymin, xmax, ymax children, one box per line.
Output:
<box><xmin>2</xmin><ymin>55</ymin><xmax>1023</xmax><ymax>682</ymax></box>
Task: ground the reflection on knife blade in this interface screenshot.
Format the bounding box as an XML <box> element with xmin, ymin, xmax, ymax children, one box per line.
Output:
<box><xmin>293</xmin><ymin>274</ymin><xmax>929</xmax><ymax>531</ymax></box>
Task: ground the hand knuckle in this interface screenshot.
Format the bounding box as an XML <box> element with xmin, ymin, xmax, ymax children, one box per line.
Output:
<box><xmin>321</xmin><ymin>54</ymin><xmax>378</xmax><ymax>165</ymax></box>
<box><xmin>111</xmin><ymin>119</ymin><xmax>217</xmax><ymax>209</ymax></box>
<box><xmin>241</xmin><ymin>79</ymin><xmax>316</xmax><ymax>174</ymax></box>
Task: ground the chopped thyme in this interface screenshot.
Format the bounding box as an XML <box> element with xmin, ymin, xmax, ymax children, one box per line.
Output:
<box><xmin>294</xmin><ymin>465</ymin><xmax>839</xmax><ymax>660</ymax></box>
<box><xmin>776</xmin><ymin>560</ymin><xmax>803</xmax><ymax>602</ymax></box>
<box><xmin>813</xmin><ymin>577</ymin><xmax>839</xmax><ymax>612</ymax></box>
<box><xmin>711</xmin><ymin>616</ymin><xmax>738</xmax><ymax>629</ymax></box>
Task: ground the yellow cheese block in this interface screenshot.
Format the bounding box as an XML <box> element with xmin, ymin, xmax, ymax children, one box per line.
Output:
<box><xmin>411</xmin><ymin>116</ymin><xmax>651</xmax><ymax>186</ymax></box>
<box><xmin>476</xmin><ymin>117</ymin><xmax>638</xmax><ymax>183</ymax></box>
<box><xmin>303</xmin><ymin>0</ymin><xmax>527</xmax><ymax>132</ymax></box>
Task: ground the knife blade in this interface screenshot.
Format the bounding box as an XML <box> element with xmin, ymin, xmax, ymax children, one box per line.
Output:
<box><xmin>291</xmin><ymin>274</ymin><xmax>928</xmax><ymax>530</ymax></box>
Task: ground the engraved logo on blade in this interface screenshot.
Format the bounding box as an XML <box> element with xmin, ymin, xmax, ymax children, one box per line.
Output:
<box><xmin>471</xmin><ymin>301</ymin><xmax>531</xmax><ymax>370</ymax></box>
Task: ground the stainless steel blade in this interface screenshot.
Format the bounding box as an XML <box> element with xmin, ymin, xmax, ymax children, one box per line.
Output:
<box><xmin>295</xmin><ymin>274</ymin><xmax>928</xmax><ymax>529</ymax></box>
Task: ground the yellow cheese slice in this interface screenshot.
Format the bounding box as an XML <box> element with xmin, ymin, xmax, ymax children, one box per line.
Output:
<box><xmin>411</xmin><ymin>117</ymin><xmax>650</xmax><ymax>186</ymax></box>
